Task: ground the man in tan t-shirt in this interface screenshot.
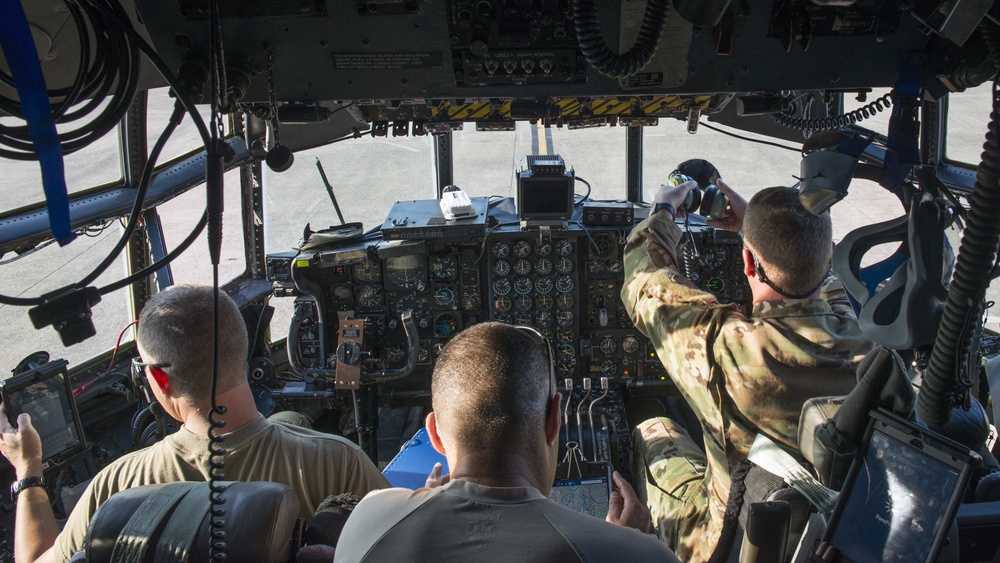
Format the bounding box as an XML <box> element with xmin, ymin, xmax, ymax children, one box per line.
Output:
<box><xmin>0</xmin><ymin>284</ymin><xmax>389</xmax><ymax>563</ymax></box>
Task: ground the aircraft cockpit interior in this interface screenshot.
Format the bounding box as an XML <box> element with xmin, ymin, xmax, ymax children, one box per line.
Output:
<box><xmin>2</xmin><ymin>1</ymin><xmax>1000</xmax><ymax>562</ymax></box>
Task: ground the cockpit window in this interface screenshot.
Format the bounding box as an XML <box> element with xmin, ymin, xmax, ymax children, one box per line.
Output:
<box><xmin>945</xmin><ymin>83</ymin><xmax>992</xmax><ymax>170</ymax></box>
<box><xmin>0</xmin><ymin>115</ymin><xmax>122</xmax><ymax>213</ymax></box>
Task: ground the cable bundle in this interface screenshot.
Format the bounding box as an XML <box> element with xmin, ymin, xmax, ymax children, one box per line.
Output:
<box><xmin>0</xmin><ymin>0</ymin><xmax>139</xmax><ymax>160</ymax></box>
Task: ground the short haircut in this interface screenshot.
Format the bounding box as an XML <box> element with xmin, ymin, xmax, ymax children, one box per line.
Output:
<box><xmin>431</xmin><ymin>323</ymin><xmax>550</xmax><ymax>455</ymax></box>
<box><xmin>137</xmin><ymin>284</ymin><xmax>248</xmax><ymax>399</ymax></box>
<box><xmin>742</xmin><ymin>187</ymin><xmax>833</xmax><ymax>297</ymax></box>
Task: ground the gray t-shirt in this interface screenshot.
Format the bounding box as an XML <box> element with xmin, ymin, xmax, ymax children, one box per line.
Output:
<box><xmin>335</xmin><ymin>479</ymin><xmax>679</xmax><ymax>563</ymax></box>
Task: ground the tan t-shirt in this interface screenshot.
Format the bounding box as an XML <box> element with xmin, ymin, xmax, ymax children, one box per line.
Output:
<box><xmin>53</xmin><ymin>416</ymin><xmax>389</xmax><ymax>562</ymax></box>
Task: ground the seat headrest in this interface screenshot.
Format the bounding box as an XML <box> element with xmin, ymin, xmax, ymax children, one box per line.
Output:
<box><xmin>84</xmin><ymin>481</ymin><xmax>300</xmax><ymax>563</ymax></box>
<box><xmin>833</xmin><ymin>193</ymin><xmax>954</xmax><ymax>349</ymax></box>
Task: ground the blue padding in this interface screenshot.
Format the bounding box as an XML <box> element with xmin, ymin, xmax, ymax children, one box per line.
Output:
<box><xmin>0</xmin><ymin>0</ymin><xmax>75</xmax><ymax>245</ymax></box>
<box><xmin>847</xmin><ymin>251</ymin><xmax>909</xmax><ymax>316</ymax></box>
<box><xmin>382</xmin><ymin>427</ymin><xmax>447</xmax><ymax>489</ymax></box>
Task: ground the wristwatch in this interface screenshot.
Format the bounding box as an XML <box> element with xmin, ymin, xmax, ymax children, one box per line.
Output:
<box><xmin>652</xmin><ymin>202</ymin><xmax>676</xmax><ymax>219</ymax></box>
<box><xmin>10</xmin><ymin>476</ymin><xmax>44</xmax><ymax>503</ymax></box>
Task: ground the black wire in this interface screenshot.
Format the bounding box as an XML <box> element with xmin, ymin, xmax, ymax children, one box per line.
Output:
<box><xmin>772</xmin><ymin>92</ymin><xmax>893</xmax><ymax>132</ymax></box>
<box><xmin>78</xmin><ymin>101</ymin><xmax>186</xmax><ymax>288</ymax></box>
<box><xmin>98</xmin><ymin>211</ymin><xmax>208</xmax><ymax>295</ymax></box>
<box><xmin>698</xmin><ymin>121</ymin><xmax>801</xmax><ymax>152</ymax></box>
<box><xmin>0</xmin><ymin>0</ymin><xmax>140</xmax><ymax>159</ymax></box>
<box><xmin>0</xmin><ymin>100</ymin><xmax>186</xmax><ymax>306</ymax></box>
<box><xmin>574</xmin><ymin>175</ymin><xmax>592</xmax><ymax>202</ymax></box>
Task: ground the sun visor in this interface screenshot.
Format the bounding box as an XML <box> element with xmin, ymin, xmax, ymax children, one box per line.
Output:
<box><xmin>799</xmin><ymin>151</ymin><xmax>860</xmax><ymax>215</ymax></box>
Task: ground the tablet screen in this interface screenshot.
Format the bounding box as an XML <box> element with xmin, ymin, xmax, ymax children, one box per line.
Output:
<box><xmin>828</xmin><ymin>428</ymin><xmax>962</xmax><ymax>563</ymax></box>
<box><xmin>549</xmin><ymin>475</ymin><xmax>611</xmax><ymax>519</ymax></box>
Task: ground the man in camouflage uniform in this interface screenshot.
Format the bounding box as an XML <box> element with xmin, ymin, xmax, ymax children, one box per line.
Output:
<box><xmin>622</xmin><ymin>180</ymin><xmax>873</xmax><ymax>561</ymax></box>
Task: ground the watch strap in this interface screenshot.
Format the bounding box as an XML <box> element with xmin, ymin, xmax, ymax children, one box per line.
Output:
<box><xmin>11</xmin><ymin>476</ymin><xmax>44</xmax><ymax>503</ymax></box>
<box><xmin>653</xmin><ymin>202</ymin><xmax>676</xmax><ymax>218</ymax></box>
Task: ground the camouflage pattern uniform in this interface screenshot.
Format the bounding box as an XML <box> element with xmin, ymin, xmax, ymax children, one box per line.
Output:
<box><xmin>622</xmin><ymin>213</ymin><xmax>873</xmax><ymax>561</ymax></box>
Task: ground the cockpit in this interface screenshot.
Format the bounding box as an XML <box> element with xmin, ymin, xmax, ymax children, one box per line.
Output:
<box><xmin>1</xmin><ymin>1</ymin><xmax>1000</xmax><ymax>562</ymax></box>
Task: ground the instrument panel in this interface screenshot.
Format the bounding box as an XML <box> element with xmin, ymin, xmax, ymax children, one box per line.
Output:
<box><xmin>277</xmin><ymin>205</ymin><xmax>751</xmax><ymax>389</ymax></box>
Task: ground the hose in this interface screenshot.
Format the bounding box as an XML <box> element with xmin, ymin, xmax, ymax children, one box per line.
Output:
<box><xmin>918</xmin><ymin>79</ymin><xmax>1000</xmax><ymax>426</ymax></box>
<box><xmin>772</xmin><ymin>92</ymin><xmax>892</xmax><ymax>132</ymax></box>
<box><xmin>572</xmin><ymin>0</ymin><xmax>670</xmax><ymax>79</ymax></box>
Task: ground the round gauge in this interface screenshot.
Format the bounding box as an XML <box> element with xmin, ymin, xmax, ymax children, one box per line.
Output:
<box><xmin>556</xmin><ymin>310</ymin><xmax>575</xmax><ymax>327</ymax></box>
<box><xmin>513</xmin><ymin>240</ymin><xmax>532</xmax><ymax>258</ymax></box>
<box><xmin>352</xmin><ymin>260</ymin><xmax>381</xmax><ymax>283</ymax></box>
<box><xmin>590</xmin><ymin>233</ymin><xmax>617</xmax><ymax>259</ymax></box>
<box><xmin>514</xmin><ymin>311</ymin><xmax>533</xmax><ymax>325</ymax></box>
<box><xmin>514</xmin><ymin>277</ymin><xmax>533</xmax><ymax>295</ymax></box>
<box><xmin>557</xmin><ymin>343</ymin><xmax>576</xmax><ymax>360</ymax></box>
<box><xmin>434</xmin><ymin>313</ymin><xmax>460</xmax><ymax>338</ymax></box>
<box><xmin>387</xmin><ymin>346</ymin><xmax>406</xmax><ymax>363</ymax></box>
<box><xmin>540</xmin><ymin>328</ymin><xmax>556</xmax><ymax>343</ymax></box>
<box><xmin>332</xmin><ymin>285</ymin><xmax>354</xmax><ymax>303</ymax></box>
<box><xmin>356</xmin><ymin>286</ymin><xmax>383</xmax><ymax>310</ymax></box>
<box><xmin>514</xmin><ymin>259</ymin><xmax>532</xmax><ymax>276</ymax></box>
<box><xmin>386</xmin><ymin>255</ymin><xmax>426</xmax><ymax>290</ymax></box>
<box><xmin>555</xmin><ymin>257</ymin><xmax>573</xmax><ymax>274</ymax></box>
<box><xmin>394</xmin><ymin>295</ymin><xmax>428</xmax><ymax>319</ymax></box>
<box><xmin>588</xmin><ymin>260</ymin><xmax>606</xmax><ymax>275</ymax></box>
<box><xmin>599</xmin><ymin>336</ymin><xmax>617</xmax><ymax>355</ymax></box>
<box><xmin>622</xmin><ymin>335</ymin><xmax>640</xmax><ymax>354</ymax></box>
<box><xmin>555</xmin><ymin>276</ymin><xmax>575</xmax><ymax>293</ymax></box>
<box><xmin>495</xmin><ymin>313</ymin><xmax>513</xmax><ymax>324</ymax></box>
<box><xmin>492</xmin><ymin>241</ymin><xmax>511</xmax><ymax>258</ymax></box>
<box><xmin>462</xmin><ymin>292</ymin><xmax>482</xmax><ymax>310</ymax></box>
<box><xmin>536</xmin><ymin>311</ymin><xmax>554</xmax><ymax>327</ymax></box>
<box><xmin>705</xmin><ymin>246</ymin><xmax>729</xmax><ymax>270</ymax></box>
<box><xmin>557</xmin><ymin>359</ymin><xmax>577</xmax><ymax>376</ymax></box>
<box><xmin>536</xmin><ymin>242</ymin><xmax>552</xmax><ymax>257</ymax></box>
<box><xmin>535</xmin><ymin>258</ymin><xmax>553</xmax><ymax>276</ymax></box>
<box><xmin>555</xmin><ymin>239</ymin><xmax>573</xmax><ymax>257</ymax></box>
<box><xmin>536</xmin><ymin>294</ymin><xmax>554</xmax><ymax>311</ymax></box>
<box><xmin>705</xmin><ymin>276</ymin><xmax>726</xmax><ymax>294</ymax></box>
<box><xmin>601</xmin><ymin>360</ymin><xmax>617</xmax><ymax>376</ymax></box>
<box><xmin>557</xmin><ymin>328</ymin><xmax>574</xmax><ymax>343</ymax></box>
<box><xmin>434</xmin><ymin>286</ymin><xmax>458</xmax><ymax>309</ymax></box>
<box><xmin>514</xmin><ymin>294</ymin><xmax>533</xmax><ymax>312</ymax></box>
<box><xmin>418</xmin><ymin>344</ymin><xmax>430</xmax><ymax>363</ymax></box>
<box><xmin>493</xmin><ymin>259</ymin><xmax>511</xmax><ymax>277</ymax></box>
<box><xmin>493</xmin><ymin>278</ymin><xmax>512</xmax><ymax>295</ymax></box>
<box><xmin>556</xmin><ymin>293</ymin><xmax>574</xmax><ymax>310</ymax></box>
<box><xmin>494</xmin><ymin>295</ymin><xmax>513</xmax><ymax>312</ymax></box>
<box><xmin>429</xmin><ymin>255</ymin><xmax>459</xmax><ymax>281</ymax></box>
<box><xmin>534</xmin><ymin>277</ymin><xmax>554</xmax><ymax>294</ymax></box>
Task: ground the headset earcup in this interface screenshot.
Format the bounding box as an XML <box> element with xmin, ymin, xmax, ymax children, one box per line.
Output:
<box><xmin>700</xmin><ymin>185</ymin><xmax>728</xmax><ymax>219</ymax></box>
<box><xmin>683</xmin><ymin>187</ymin><xmax>702</xmax><ymax>212</ymax></box>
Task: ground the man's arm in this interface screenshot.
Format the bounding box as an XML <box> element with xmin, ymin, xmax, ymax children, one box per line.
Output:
<box><xmin>0</xmin><ymin>406</ymin><xmax>59</xmax><ymax>563</ymax></box>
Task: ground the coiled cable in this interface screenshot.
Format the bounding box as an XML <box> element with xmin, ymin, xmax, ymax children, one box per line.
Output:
<box><xmin>772</xmin><ymin>92</ymin><xmax>892</xmax><ymax>132</ymax></box>
<box><xmin>918</xmin><ymin>77</ymin><xmax>1000</xmax><ymax>426</ymax></box>
<box><xmin>572</xmin><ymin>0</ymin><xmax>670</xmax><ymax>79</ymax></box>
<box><xmin>0</xmin><ymin>0</ymin><xmax>140</xmax><ymax>159</ymax></box>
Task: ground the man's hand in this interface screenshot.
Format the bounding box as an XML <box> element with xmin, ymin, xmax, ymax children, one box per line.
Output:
<box><xmin>425</xmin><ymin>462</ymin><xmax>450</xmax><ymax>488</ymax></box>
<box><xmin>606</xmin><ymin>471</ymin><xmax>651</xmax><ymax>533</ymax></box>
<box><xmin>653</xmin><ymin>180</ymin><xmax>698</xmax><ymax>218</ymax></box>
<box><xmin>705</xmin><ymin>179</ymin><xmax>747</xmax><ymax>232</ymax></box>
<box><xmin>0</xmin><ymin>403</ymin><xmax>43</xmax><ymax>479</ymax></box>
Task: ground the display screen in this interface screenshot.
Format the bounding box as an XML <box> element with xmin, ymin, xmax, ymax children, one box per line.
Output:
<box><xmin>3</xmin><ymin>370</ymin><xmax>81</xmax><ymax>460</ymax></box>
<box><xmin>828</xmin><ymin>429</ymin><xmax>962</xmax><ymax>563</ymax></box>
<box><xmin>549</xmin><ymin>475</ymin><xmax>611</xmax><ymax>519</ymax></box>
<box><xmin>518</xmin><ymin>176</ymin><xmax>573</xmax><ymax>220</ymax></box>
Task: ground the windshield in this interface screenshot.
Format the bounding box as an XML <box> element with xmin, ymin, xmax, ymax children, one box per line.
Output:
<box><xmin>0</xmin><ymin>86</ymin><xmax>995</xmax><ymax>373</ymax></box>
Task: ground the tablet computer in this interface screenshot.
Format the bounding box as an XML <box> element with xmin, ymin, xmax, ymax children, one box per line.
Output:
<box><xmin>811</xmin><ymin>409</ymin><xmax>980</xmax><ymax>563</ymax></box>
<box><xmin>0</xmin><ymin>359</ymin><xmax>86</xmax><ymax>464</ymax></box>
<box><xmin>550</xmin><ymin>460</ymin><xmax>614</xmax><ymax>519</ymax></box>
